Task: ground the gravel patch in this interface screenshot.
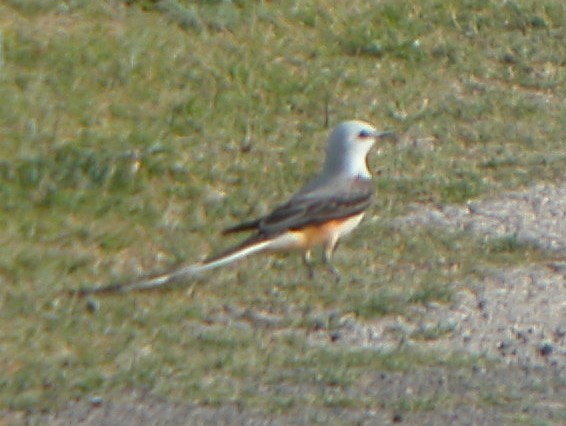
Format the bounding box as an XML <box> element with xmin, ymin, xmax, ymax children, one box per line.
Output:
<box><xmin>385</xmin><ymin>182</ymin><xmax>566</xmax><ymax>368</ymax></box>
<box><xmin>309</xmin><ymin>183</ymin><xmax>566</xmax><ymax>371</ymax></box>
<box><xmin>315</xmin><ymin>264</ymin><xmax>565</xmax><ymax>370</ymax></box>
<box><xmin>398</xmin><ymin>183</ymin><xmax>566</xmax><ymax>254</ymax></box>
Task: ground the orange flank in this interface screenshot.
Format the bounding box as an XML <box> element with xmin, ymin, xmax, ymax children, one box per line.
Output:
<box><xmin>289</xmin><ymin>213</ymin><xmax>366</xmax><ymax>250</ymax></box>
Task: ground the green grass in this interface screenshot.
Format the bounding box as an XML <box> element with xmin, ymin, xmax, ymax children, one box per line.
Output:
<box><xmin>0</xmin><ymin>0</ymin><xmax>564</xmax><ymax>417</ymax></box>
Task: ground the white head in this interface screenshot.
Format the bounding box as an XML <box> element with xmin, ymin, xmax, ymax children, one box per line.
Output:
<box><xmin>323</xmin><ymin>120</ymin><xmax>393</xmax><ymax>179</ymax></box>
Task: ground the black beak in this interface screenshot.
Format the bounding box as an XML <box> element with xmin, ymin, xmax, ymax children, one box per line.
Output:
<box><xmin>375</xmin><ymin>130</ymin><xmax>396</xmax><ymax>139</ymax></box>
<box><xmin>374</xmin><ymin>130</ymin><xmax>397</xmax><ymax>144</ymax></box>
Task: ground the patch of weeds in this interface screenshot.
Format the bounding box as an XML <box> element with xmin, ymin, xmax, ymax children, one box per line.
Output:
<box><xmin>411</xmin><ymin>322</ymin><xmax>456</xmax><ymax>341</ymax></box>
<box><xmin>510</xmin><ymin>414</ymin><xmax>557</xmax><ymax>426</ymax></box>
<box><xmin>485</xmin><ymin>235</ymin><xmax>528</xmax><ymax>253</ymax></box>
<box><xmin>336</xmin><ymin>3</ymin><xmax>429</xmax><ymax>61</ymax></box>
<box><xmin>439</xmin><ymin>172</ymin><xmax>486</xmax><ymax>203</ymax></box>
<box><xmin>393</xmin><ymin>395</ymin><xmax>447</xmax><ymax>413</ymax></box>
<box><xmin>480</xmin><ymin>389</ymin><xmax>515</xmax><ymax>407</ymax></box>
<box><xmin>322</xmin><ymin>391</ymin><xmax>358</xmax><ymax>408</ymax></box>
<box><xmin>354</xmin><ymin>289</ymin><xmax>407</xmax><ymax>318</ymax></box>
<box><xmin>268</xmin><ymin>395</ymin><xmax>298</xmax><ymax>412</ymax></box>
<box><xmin>315</xmin><ymin>367</ymin><xmax>354</xmax><ymax>388</ymax></box>
<box><xmin>4</xmin><ymin>0</ymin><xmax>64</xmax><ymax>15</ymax></box>
<box><xmin>0</xmin><ymin>145</ymin><xmax>172</xmax><ymax>205</ymax></box>
<box><xmin>152</xmin><ymin>0</ymin><xmax>205</xmax><ymax>31</ymax></box>
<box><xmin>408</xmin><ymin>281</ymin><xmax>455</xmax><ymax>306</ymax></box>
<box><xmin>481</xmin><ymin>236</ymin><xmax>543</xmax><ymax>264</ymax></box>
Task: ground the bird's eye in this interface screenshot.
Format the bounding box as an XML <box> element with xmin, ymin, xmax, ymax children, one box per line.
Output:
<box><xmin>358</xmin><ymin>129</ymin><xmax>373</xmax><ymax>138</ymax></box>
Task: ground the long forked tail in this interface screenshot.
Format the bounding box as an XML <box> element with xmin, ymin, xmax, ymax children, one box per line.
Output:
<box><xmin>70</xmin><ymin>236</ymin><xmax>272</xmax><ymax>295</ymax></box>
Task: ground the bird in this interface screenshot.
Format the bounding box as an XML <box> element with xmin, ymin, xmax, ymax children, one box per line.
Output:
<box><xmin>74</xmin><ymin>120</ymin><xmax>394</xmax><ymax>294</ymax></box>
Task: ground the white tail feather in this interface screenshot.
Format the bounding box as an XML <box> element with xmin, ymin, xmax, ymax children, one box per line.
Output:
<box><xmin>91</xmin><ymin>238</ymin><xmax>274</xmax><ymax>293</ymax></box>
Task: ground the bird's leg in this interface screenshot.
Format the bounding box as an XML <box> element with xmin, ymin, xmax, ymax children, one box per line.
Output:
<box><xmin>322</xmin><ymin>244</ymin><xmax>341</xmax><ymax>283</ymax></box>
<box><xmin>303</xmin><ymin>250</ymin><xmax>315</xmax><ymax>279</ymax></box>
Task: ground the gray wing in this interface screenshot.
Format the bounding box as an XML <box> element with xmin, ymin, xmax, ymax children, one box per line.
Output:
<box><xmin>223</xmin><ymin>177</ymin><xmax>373</xmax><ymax>237</ymax></box>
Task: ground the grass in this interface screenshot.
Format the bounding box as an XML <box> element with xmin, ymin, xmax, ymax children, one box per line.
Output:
<box><xmin>0</xmin><ymin>0</ymin><xmax>564</xmax><ymax>419</ymax></box>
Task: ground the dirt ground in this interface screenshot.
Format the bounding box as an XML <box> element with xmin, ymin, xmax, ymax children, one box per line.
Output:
<box><xmin>391</xmin><ymin>182</ymin><xmax>565</xmax><ymax>370</ymax></box>
<box><xmin>330</xmin><ymin>183</ymin><xmax>565</xmax><ymax>369</ymax></box>
<box><xmin>12</xmin><ymin>183</ymin><xmax>565</xmax><ymax>425</ymax></box>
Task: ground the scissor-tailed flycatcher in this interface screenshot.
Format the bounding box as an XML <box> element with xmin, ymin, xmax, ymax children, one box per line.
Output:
<box><xmin>76</xmin><ymin>120</ymin><xmax>394</xmax><ymax>294</ymax></box>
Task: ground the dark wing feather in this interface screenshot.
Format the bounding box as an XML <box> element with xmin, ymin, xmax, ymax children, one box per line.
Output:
<box><xmin>259</xmin><ymin>178</ymin><xmax>373</xmax><ymax>235</ymax></box>
<box><xmin>221</xmin><ymin>178</ymin><xmax>373</xmax><ymax>237</ymax></box>
<box><xmin>222</xmin><ymin>218</ymin><xmax>261</xmax><ymax>235</ymax></box>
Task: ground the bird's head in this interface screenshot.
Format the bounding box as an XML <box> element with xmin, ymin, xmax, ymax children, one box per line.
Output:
<box><xmin>324</xmin><ymin>120</ymin><xmax>394</xmax><ymax>178</ymax></box>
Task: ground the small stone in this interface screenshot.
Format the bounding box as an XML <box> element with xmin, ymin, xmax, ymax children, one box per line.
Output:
<box><xmin>538</xmin><ymin>343</ymin><xmax>553</xmax><ymax>357</ymax></box>
<box><xmin>516</xmin><ymin>331</ymin><xmax>528</xmax><ymax>343</ymax></box>
<box><xmin>329</xmin><ymin>331</ymin><xmax>341</xmax><ymax>342</ymax></box>
<box><xmin>204</xmin><ymin>187</ymin><xmax>226</xmax><ymax>206</ymax></box>
<box><xmin>472</xmin><ymin>364</ymin><xmax>485</xmax><ymax>374</ymax></box>
<box><xmin>312</xmin><ymin>319</ymin><xmax>325</xmax><ymax>331</ymax></box>
<box><xmin>86</xmin><ymin>298</ymin><xmax>100</xmax><ymax>314</ymax></box>
<box><xmin>90</xmin><ymin>396</ymin><xmax>104</xmax><ymax>406</ymax></box>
